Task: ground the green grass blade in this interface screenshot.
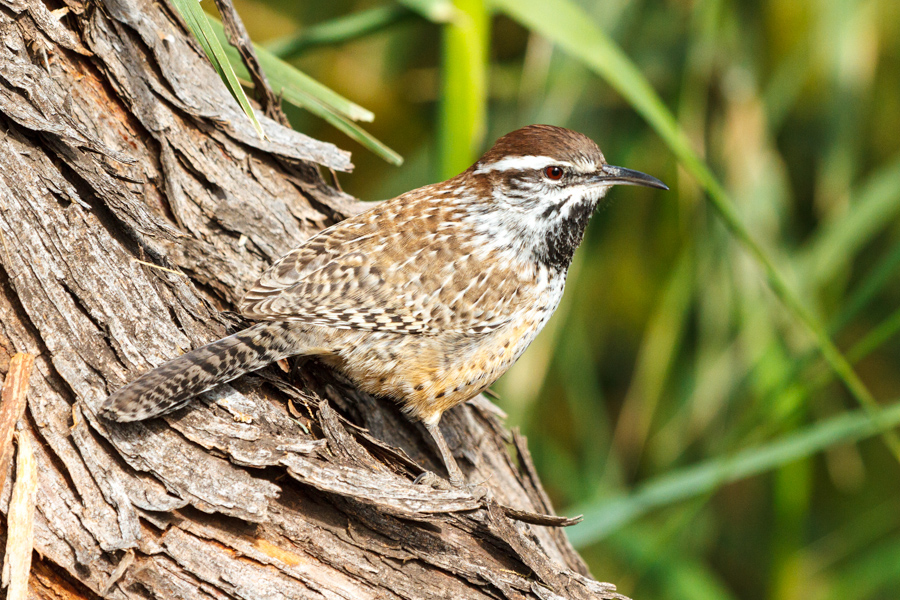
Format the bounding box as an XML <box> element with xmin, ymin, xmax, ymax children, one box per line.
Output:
<box><xmin>846</xmin><ymin>307</ymin><xmax>900</xmax><ymax>365</ymax></box>
<box><xmin>169</xmin><ymin>0</ymin><xmax>263</xmax><ymax>137</ymax></box>
<box><xmin>565</xmin><ymin>399</ymin><xmax>900</xmax><ymax>547</ymax></box>
<box><xmin>799</xmin><ymin>154</ymin><xmax>900</xmax><ymax>288</ymax></box>
<box><xmin>438</xmin><ymin>0</ymin><xmax>489</xmax><ymax>179</ymax></box>
<box><xmin>833</xmin><ymin>239</ymin><xmax>900</xmax><ymax>333</ymax></box>
<box><xmin>743</xmin><ymin>285</ymin><xmax>900</xmax><ymax>444</ymax></box>
<box><xmin>804</xmin><ymin>501</ymin><xmax>900</xmax><ymax>578</ymax></box>
<box><xmin>824</xmin><ymin>536</ymin><xmax>900</xmax><ymax>600</ymax></box>
<box><xmin>207</xmin><ymin>17</ymin><xmax>373</xmax><ymax>123</ymax></box>
<box><xmin>398</xmin><ymin>0</ymin><xmax>460</xmax><ymax>23</ymax></box>
<box><xmin>491</xmin><ymin>0</ymin><xmax>900</xmax><ymax>460</ymax></box>
<box><xmin>612</xmin><ymin>249</ymin><xmax>694</xmax><ymax>466</ymax></box>
<box><xmin>205</xmin><ymin>18</ymin><xmax>402</xmax><ymax>165</ymax></box>
<box><xmin>741</xmin><ymin>235</ymin><xmax>900</xmax><ymax>429</ymax></box>
<box><xmin>316</xmin><ymin>108</ymin><xmax>404</xmax><ymax>167</ymax></box>
<box><xmin>266</xmin><ymin>6</ymin><xmax>415</xmax><ymax>59</ymax></box>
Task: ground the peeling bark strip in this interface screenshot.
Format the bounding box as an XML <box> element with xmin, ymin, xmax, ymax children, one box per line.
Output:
<box><xmin>0</xmin><ymin>353</ymin><xmax>34</xmax><ymax>495</ymax></box>
<box><xmin>0</xmin><ymin>354</ymin><xmax>37</xmax><ymax>600</ymax></box>
<box><xmin>2</xmin><ymin>430</ymin><xmax>38</xmax><ymax>600</ymax></box>
<box><xmin>0</xmin><ymin>0</ymin><xmax>624</xmax><ymax>598</ymax></box>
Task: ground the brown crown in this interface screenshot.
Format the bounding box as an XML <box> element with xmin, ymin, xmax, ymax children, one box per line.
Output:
<box><xmin>475</xmin><ymin>124</ymin><xmax>606</xmax><ymax>168</ymax></box>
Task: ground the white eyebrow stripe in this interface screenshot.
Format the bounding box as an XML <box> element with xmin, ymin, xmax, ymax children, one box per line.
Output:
<box><xmin>474</xmin><ymin>155</ymin><xmax>574</xmax><ymax>174</ymax></box>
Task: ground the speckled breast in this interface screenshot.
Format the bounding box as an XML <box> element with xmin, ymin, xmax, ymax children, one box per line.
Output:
<box><xmin>322</xmin><ymin>268</ymin><xmax>568</xmax><ymax>425</ymax></box>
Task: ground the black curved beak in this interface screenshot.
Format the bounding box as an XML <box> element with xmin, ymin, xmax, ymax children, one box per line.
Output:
<box><xmin>595</xmin><ymin>164</ymin><xmax>669</xmax><ymax>190</ymax></box>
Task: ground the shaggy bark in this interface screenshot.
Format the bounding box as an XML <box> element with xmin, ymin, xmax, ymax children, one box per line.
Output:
<box><xmin>0</xmin><ymin>0</ymin><xmax>625</xmax><ymax>598</ymax></box>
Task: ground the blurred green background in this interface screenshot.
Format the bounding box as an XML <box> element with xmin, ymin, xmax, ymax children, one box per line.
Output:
<box><xmin>213</xmin><ymin>0</ymin><xmax>900</xmax><ymax>597</ymax></box>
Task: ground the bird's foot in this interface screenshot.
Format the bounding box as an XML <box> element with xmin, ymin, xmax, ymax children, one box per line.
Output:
<box><xmin>413</xmin><ymin>470</ymin><xmax>451</xmax><ymax>490</ymax></box>
<box><xmin>413</xmin><ymin>471</ymin><xmax>490</xmax><ymax>500</ymax></box>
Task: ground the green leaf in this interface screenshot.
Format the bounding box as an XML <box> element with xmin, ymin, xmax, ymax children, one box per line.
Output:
<box><xmin>397</xmin><ymin>0</ymin><xmax>461</xmax><ymax>23</ymax></box>
<box><xmin>266</xmin><ymin>6</ymin><xmax>416</xmax><ymax>59</ymax></box>
<box><xmin>169</xmin><ymin>0</ymin><xmax>264</xmax><ymax>137</ymax></box>
<box><xmin>565</xmin><ymin>400</ymin><xmax>900</xmax><ymax>547</ymax></box>
<box><xmin>205</xmin><ymin>18</ymin><xmax>403</xmax><ymax>165</ymax></box>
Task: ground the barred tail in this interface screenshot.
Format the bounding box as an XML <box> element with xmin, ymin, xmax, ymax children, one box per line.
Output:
<box><xmin>101</xmin><ymin>322</ymin><xmax>306</xmax><ymax>422</ymax></box>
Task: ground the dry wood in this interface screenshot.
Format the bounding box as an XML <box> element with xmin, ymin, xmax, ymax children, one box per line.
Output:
<box><xmin>0</xmin><ymin>354</ymin><xmax>34</xmax><ymax>494</ymax></box>
<box><xmin>2</xmin><ymin>429</ymin><xmax>38</xmax><ymax>600</ymax></box>
<box><xmin>0</xmin><ymin>0</ymin><xmax>625</xmax><ymax>598</ymax></box>
<box><xmin>0</xmin><ymin>353</ymin><xmax>38</xmax><ymax>600</ymax></box>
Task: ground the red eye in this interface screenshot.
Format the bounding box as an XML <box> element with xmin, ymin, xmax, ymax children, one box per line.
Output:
<box><xmin>544</xmin><ymin>166</ymin><xmax>564</xmax><ymax>180</ymax></box>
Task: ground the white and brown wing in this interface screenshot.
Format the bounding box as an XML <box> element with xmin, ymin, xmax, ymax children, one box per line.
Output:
<box><xmin>240</xmin><ymin>190</ymin><xmax>526</xmax><ymax>336</ymax></box>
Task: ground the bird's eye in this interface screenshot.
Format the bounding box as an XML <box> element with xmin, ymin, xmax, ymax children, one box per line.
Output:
<box><xmin>544</xmin><ymin>166</ymin><xmax>564</xmax><ymax>180</ymax></box>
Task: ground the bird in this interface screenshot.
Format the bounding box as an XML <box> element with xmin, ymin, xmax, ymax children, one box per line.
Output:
<box><xmin>101</xmin><ymin>124</ymin><xmax>667</xmax><ymax>487</ymax></box>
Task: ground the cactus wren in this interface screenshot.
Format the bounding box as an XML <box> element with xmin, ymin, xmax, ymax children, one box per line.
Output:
<box><xmin>102</xmin><ymin>125</ymin><xmax>667</xmax><ymax>487</ymax></box>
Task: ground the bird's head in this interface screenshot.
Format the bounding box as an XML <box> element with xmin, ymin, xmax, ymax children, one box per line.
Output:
<box><xmin>464</xmin><ymin>124</ymin><xmax>668</xmax><ymax>271</ymax></box>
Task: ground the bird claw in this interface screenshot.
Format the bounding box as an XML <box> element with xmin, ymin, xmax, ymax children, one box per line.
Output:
<box><xmin>463</xmin><ymin>482</ymin><xmax>490</xmax><ymax>502</ymax></box>
<box><xmin>412</xmin><ymin>471</ymin><xmax>490</xmax><ymax>501</ymax></box>
<box><xmin>413</xmin><ymin>470</ymin><xmax>451</xmax><ymax>490</ymax></box>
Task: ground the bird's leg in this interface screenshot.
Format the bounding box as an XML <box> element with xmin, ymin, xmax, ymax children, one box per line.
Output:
<box><xmin>425</xmin><ymin>421</ymin><xmax>465</xmax><ymax>487</ymax></box>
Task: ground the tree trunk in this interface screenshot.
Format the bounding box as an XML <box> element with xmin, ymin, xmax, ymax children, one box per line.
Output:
<box><xmin>0</xmin><ymin>0</ymin><xmax>624</xmax><ymax>598</ymax></box>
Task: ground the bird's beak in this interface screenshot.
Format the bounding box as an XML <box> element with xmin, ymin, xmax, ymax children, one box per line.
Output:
<box><xmin>594</xmin><ymin>165</ymin><xmax>669</xmax><ymax>190</ymax></box>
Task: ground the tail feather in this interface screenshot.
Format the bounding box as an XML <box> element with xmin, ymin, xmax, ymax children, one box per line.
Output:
<box><xmin>101</xmin><ymin>322</ymin><xmax>301</xmax><ymax>422</ymax></box>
